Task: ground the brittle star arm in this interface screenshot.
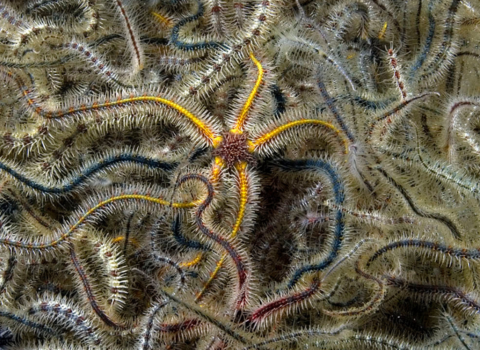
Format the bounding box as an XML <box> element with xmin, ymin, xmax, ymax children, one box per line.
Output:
<box><xmin>195</xmin><ymin>162</ymin><xmax>251</xmax><ymax>304</ymax></box>
<box><xmin>230</xmin><ymin>52</ymin><xmax>264</xmax><ymax>135</ymax></box>
<box><xmin>177</xmin><ymin>174</ymin><xmax>250</xmax><ymax>309</ymax></box>
<box><xmin>249</xmin><ymin>119</ymin><xmax>350</xmax><ymax>156</ymax></box>
<box><xmin>1</xmin><ymin>69</ymin><xmax>221</xmax><ymax>147</ymax></box>
<box><xmin>0</xmin><ymin>194</ymin><xmax>201</xmax><ymax>251</ymax></box>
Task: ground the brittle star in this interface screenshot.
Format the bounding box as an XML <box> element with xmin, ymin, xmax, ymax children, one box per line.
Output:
<box><xmin>156</xmin><ymin>52</ymin><xmax>350</xmax><ymax>309</ymax></box>
<box><xmin>0</xmin><ymin>52</ymin><xmax>349</xmax><ymax>312</ymax></box>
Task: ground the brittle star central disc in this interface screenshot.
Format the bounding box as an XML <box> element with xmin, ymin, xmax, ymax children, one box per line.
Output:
<box><xmin>213</xmin><ymin>132</ymin><xmax>256</xmax><ymax>168</ymax></box>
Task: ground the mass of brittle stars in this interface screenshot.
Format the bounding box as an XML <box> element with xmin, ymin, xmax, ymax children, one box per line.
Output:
<box><xmin>1</xmin><ymin>0</ymin><xmax>480</xmax><ymax>349</ymax></box>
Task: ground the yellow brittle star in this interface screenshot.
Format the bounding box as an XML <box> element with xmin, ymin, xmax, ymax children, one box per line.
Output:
<box><xmin>0</xmin><ymin>50</ymin><xmax>349</xmax><ymax>312</ymax></box>
<box><xmin>154</xmin><ymin>52</ymin><xmax>351</xmax><ymax>306</ymax></box>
